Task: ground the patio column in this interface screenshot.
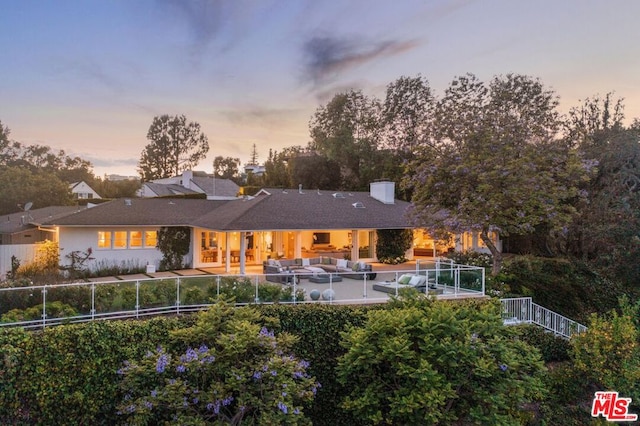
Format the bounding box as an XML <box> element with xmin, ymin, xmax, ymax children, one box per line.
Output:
<box><xmin>295</xmin><ymin>231</ymin><xmax>302</xmax><ymax>258</ymax></box>
<box><xmin>225</xmin><ymin>232</ymin><xmax>230</xmax><ymax>273</ymax></box>
<box><xmin>351</xmin><ymin>230</ymin><xmax>359</xmax><ymax>260</ymax></box>
<box><xmin>239</xmin><ymin>231</ymin><xmax>246</xmax><ymax>275</ymax></box>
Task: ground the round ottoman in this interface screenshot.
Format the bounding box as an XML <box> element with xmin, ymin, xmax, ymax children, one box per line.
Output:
<box><xmin>321</xmin><ymin>289</ymin><xmax>335</xmax><ymax>301</ymax></box>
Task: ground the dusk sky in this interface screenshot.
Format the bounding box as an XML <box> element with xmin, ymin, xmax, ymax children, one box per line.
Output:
<box><xmin>2</xmin><ymin>0</ymin><xmax>639</xmax><ymax>177</ymax></box>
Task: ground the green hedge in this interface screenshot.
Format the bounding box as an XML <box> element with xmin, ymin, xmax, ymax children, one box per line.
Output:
<box><xmin>0</xmin><ymin>305</ymin><xmax>369</xmax><ymax>425</ymax></box>
<box><xmin>0</xmin><ymin>300</ymin><xmax>590</xmax><ymax>425</ymax></box>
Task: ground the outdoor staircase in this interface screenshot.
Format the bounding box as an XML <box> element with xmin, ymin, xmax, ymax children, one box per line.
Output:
<box><xmin>500</xmin><ymin>297</ymin><xmax>587</xmax><ymax>339</ymax></box>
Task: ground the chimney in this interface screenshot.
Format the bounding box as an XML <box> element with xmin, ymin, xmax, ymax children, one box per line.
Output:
<box><xmin>182</xmin><ymin>170</ymin><xmax>193</xmax><ymax>189</ymax></box>
<box><xmin>370</xmin><ymin>181</ymin><xmax>395</xmax><ymax>204</ymax></box>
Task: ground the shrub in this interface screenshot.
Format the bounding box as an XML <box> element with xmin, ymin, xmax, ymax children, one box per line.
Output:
<box><xmin>571</xmin><ymin>297</ymin><xmax>640</xmax><ymax>403</ymax></box>
<box><xmin>500</xmin><ymin>255</ymin><xmax>624</xmax><ymax>321</ymax></box>
<box><xmin>336</xmin><ymin>296</ymin><xmax>548</xmax><ymax>425</ymax></box>
<box><xmin>445</xmin><ymin>249</ymin><xmax>493</xmax><ymax>267</ymax></box>
<box><xmin>116</xmin><ymin>302</ymin><xmax>319</xmax><ymax>425</ymax></box>
<box><xmin>516</xmin><ymin>324</ymin><xmax>571</xmax><ymax>362</ymax></box>
<box><xmin>90</xmin><ymin>259</ymin><xmax>145</xmax><ymax>277</ymax></box>
<box><xmin>376</xmin><ymin>229</ymin><xmax>412</xmax><ymax>264</ymax></box>
<box><xmin>206</xmin><ymin>277</ymin><xmax>305</xmax><ymax>304</ymax></box>
<box><xmin>1</xmin><ymin>301</ymin><xmax>78</xmax><ymax>323</ymax></box>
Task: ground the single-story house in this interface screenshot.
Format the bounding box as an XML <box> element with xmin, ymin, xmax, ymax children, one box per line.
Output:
<box><xmin>42</xmin><ymin>181</ymin><xmax>499</xmax><ymax>275</ymax></box>
<box><xmin>0</xmin><ymin>206</ymin><xmax>87</xmax><ymax>278</ymax></box>
<box><xmin>137</xmin><ymin>170</ymin><xmax>240</xmax><ymax>200</ymax></box>
<box><xmin>0</xmin><ymin>206</ymin><xmax>86</xmax><ymax>245</ymax></box>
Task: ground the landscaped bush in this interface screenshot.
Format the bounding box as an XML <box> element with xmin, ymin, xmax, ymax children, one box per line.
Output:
<box><xmin>0</xmin><ymin>279</ymin><xmax>42</xmax><ymax>316</ymax></box>
<box><xmin>516</xmin><ymin>324</ymin><xmax>571</xmax><ymax>362</ymax></box>
<box><xmin>336</xmin><ymin>295</ymin><xmax>548</xmax><ymax>425</ymax></box>
<box><xmin>259</xmin><ymin>303</ymin><xmax>372</xmax><ymax>426</ymax></box>
<box><xmin>206</xmin><ymin>276</ymin><xmax>305</xmax><ymax>304</ymax></box>
<box><xmin>116</xmin><ymin>301</ymin><xmax>319</xmax><ymax>425</ymax></box>
<box><xmin>1</xmin><ymin>301</ymin><xmax>78</xmax><ymax>323</ymax></box>
<box><xmin>445</xmin><ymin>249</ymin><xmax>493</xmax><ymax>267</ymax></box>
<box><xmin>435</xmin><ymin>269</ymin><xmax>483</xmax><ymax>290</ymax></box>
<box><xmin>375</xmin><ymin>229</ymin><xmax>412</xmax><ymax>264</ymax></box>
<box><xmin>89</xmin><ymin>259</ymin><xmax>146</xmax><ymax>277</ymax></box>
<box><xmin>500</xmin><ymin>255</ymin><xmax>625</xmax><ymax>322</ymax></box>
<box><xmin>0</xmin><ymin>297</ymin><xmax>623</xmax><ymax>425</ymax></box>
<box><xmin>0</xmin><ymin>317</ymin><xmax>190</xmax><ymax>425</ymax></box>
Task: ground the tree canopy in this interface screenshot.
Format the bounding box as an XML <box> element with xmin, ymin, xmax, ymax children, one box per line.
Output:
<box><xmin>308</xmin><ymin>90</ymin><xmax>383</xmax><ymax>190</ymax></box>
<box><xmin>406</xmin><ymin>74</ymin><xmax>590</xmax><ymax>275</ymax></box>
<box><xmin>0</xmin><ymin>120</ymin><xmax>96</xmax><ymax>213</ymax></box>
<box><xmin>138</xmin><ymin>114</ymin><xmax>209</xmax><ymax>181</ymax></box>
<box><xmin>213</xmin><ymin>156</ymin><xmax>241</xmax><ymax>182</ymax></box>
<box><xmin>562</xmin><ymin>94</ymin><xmax>640</xmax><ymax>286</ymax></box>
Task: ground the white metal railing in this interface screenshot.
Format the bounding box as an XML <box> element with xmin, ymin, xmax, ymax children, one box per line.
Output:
<box><xmin>500</xmin><ymin>297</ymin><xmax>587</xmax><ymax>339</ymax></box>
<box><xmin>0</xmin><ymin>264</ymin><xmax>486</xmax><ymax>330</ymax></box>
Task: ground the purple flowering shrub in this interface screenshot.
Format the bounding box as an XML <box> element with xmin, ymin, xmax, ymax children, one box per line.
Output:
<box><xmin>116</xmin><ymin>301</ymin><xmax>319</xmax><ymax>425</ymax></box>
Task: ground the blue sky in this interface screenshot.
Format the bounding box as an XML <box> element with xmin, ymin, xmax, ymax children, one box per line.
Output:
<box><xmin>2</xmin><ymin>0</ymin><xmax>639</xmax><ymax>177</ymax></box>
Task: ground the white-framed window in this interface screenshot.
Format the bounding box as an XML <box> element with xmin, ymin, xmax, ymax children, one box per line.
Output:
<box><xmin>98</xmin><ymin>231</ymin><xmax>111</xmax><ymax>249</ymax></box>
<box><xmin>130</xmin><ymin>231</ymin><xmax>143</xmax><ymax>248</ymax></box>
<box><xmin>144</xmin><ymin>230</ymin><xmax>157</xmax><ymax>248</ymax></box>
<box><xmin>113</xmin><ymin>231</ymin><xmax>127</xmax><ymax>249</ymax></box>
<box><xmin>97</xmin><ymin>229</ymin><xmax>159</xmax><ymax>249</ymax></box>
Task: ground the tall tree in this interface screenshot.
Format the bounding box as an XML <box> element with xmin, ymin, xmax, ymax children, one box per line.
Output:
<box><xmin>382</xmin><ymin>75</ymin><xmax>435</xmax><ymax>199</ymax></box>
<box><xmin>213</xmin><ymin>156</ymin><xmax>241</xmax><ymax>181</ymax></box>
<box><xmin>248</xmin><ymin>143</ymin><xmax>259</xmax><ymax>165</ymax></box>
<box><xmin>309</xmin><ymin>90</ymin><xmax>382</xmax><ymax>190</ymax></box>
<box><xmin>407</xmin><ymin>74</ymin><xmax>589</xmax><ymax>275</ymax></box>
<box><xmin>382</xmin><ymin>75</ymin><xmax>434</xmax><ymax>154</ymax></box>
<box><xmin>138</xmin><ymin>115</ymin><xmax>209</xmax><ymax>181</ymax></box>
<box><xmin>288</xmin><ymin>152</ymin><xmax>342</xmax><ymax>190</ymax></box>
<box><xmin>0</xmin><ymin>166</ymin><xmax>74</xmax><ymax>214</ymax></box>
<box><xmin>563</xmin><ymin>95</ymin><xmax>640</xmax><ymax>286</ymax></box>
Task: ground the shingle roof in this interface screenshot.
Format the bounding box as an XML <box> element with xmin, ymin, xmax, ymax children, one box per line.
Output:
<box><xmin>142</xmin><ymin>182</ymin><xmax>200</xmax><ymax>197</ymax></box>
<box><xmin>194</xmin><ymin>188</ymin><xmax>412</xmax><ymax>231</ymax></box>
<box><xmin>190</xmin><ymin>177</ymin><xmax>239</xmax><ymax>197</ymax></box>
<box><xmin>0</xmin><ymin>206</ymin><xmax>86</xmax><ymax>234</ymax></box>
<box><xmin>46</xmin><ymin>199</ymin><xmax>228</xmax><ymax>227</ymax></box>
<box><xmin>45</xmin><ymin>188</ymin><xmax>412</xmax><ymax>231</ymax></box>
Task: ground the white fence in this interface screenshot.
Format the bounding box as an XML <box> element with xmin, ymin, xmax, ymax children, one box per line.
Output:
<box><xmin>500</xmin><ymin>297</ymin><xmax>587</xmax><ymax>339</ymax></box>
<box><xmin>0</xmin><ymin>244</ymin><xmax>37</xmax><ymax>279</ymax></box>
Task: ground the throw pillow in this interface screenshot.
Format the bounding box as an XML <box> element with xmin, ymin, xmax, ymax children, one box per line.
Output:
<box><xmin>336</xmin><ymin>259</ymin><xmax>348</xmax><ymax>268</ymax></box>
<box><xmin>322</xmin><ymin>257</ymin><xmax>331</xmax><ymax>265</ymax></box>
<box><xmin>398</xmin><ymin>274</ymin><xmax>412</xmax><ymax>285</ymax></box>
<box><xmin>353</xmin><ymin>262</ymin><xmax>360</xmax><ymax>272</ymax></box>
<box><xmin>295</xmin><ymin>258</ymin><xmax>302</xmax><ymax>266</ymax></box>
<box><xmin>302</xmin><ymin>258</ymin><xmax>310</xmax><ymax>267</ymax></box>
<box><xmin>409</xmin><ymin>275</ymin><xmax>423</xmax><ymax>286</ymax></box>
<box><xmin>274</xmin><ymin>260</ymin><xmax>282</xmax><ymax>267</ymax></box>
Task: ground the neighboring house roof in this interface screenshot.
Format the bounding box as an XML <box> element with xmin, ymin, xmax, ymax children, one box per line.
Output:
<box><xmin>139</xmin><ymin>171</ymin><xmax>239</xmax><ymax>199</ymax></box>
<box><xmin>140</xmin><ymin>182</ymin><xmax>201</xmax><ymax>197</ymax></box>
<box><xmin>69</xmin><ymin>181</ymin><xmax>102</xmax><ymax>199</ymax></box>
<box><xmin>189</xmin><ymin>176</ymin><xmax>240</xmax><ymax>199</ymax></box>
<box><xmin>0</xmin><ymin>206</ymin><xmax>87</xmax><ymax>235</ymax></box>
<box><xmin>45</xmin><ymin>187</ymin><xmax>412</xmax><ymax>231</ymax></box>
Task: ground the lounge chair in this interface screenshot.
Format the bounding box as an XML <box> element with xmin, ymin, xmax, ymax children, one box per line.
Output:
<box><xmin>372</xmin><ymin>274</ymin><xmax>437</xmax><ymax>294</ymax></box>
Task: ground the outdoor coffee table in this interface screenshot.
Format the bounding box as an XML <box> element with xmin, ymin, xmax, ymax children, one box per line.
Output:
<box><xmin>308</xmin><ymin>273</ymin><xmax>342</xmax><ymax>283</ymax></box>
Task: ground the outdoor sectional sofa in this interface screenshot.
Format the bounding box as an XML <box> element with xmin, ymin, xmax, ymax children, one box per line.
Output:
<box><xmin>263</xmin><ymin>257</ymin><xmax>376</xmax><ymax>284</ymax></box>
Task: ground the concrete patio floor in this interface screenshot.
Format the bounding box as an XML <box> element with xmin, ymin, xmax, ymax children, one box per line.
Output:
<box><xmin>90</xmin><ymin>259</ymin><xmax>486</xmax><ymax>304</ymax></box>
